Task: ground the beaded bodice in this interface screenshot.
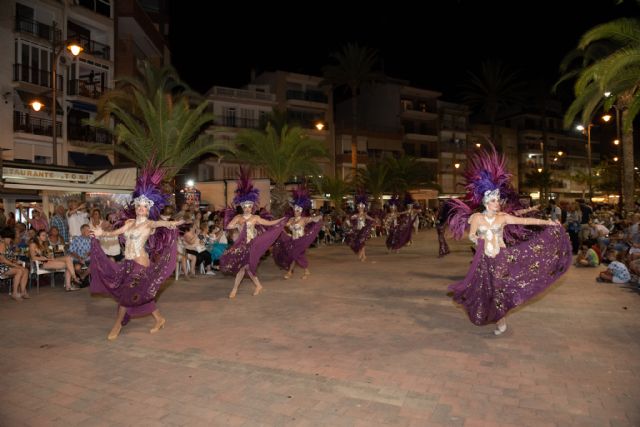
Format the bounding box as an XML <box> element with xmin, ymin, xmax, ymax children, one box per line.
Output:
<box><xmin>354</xmin><ymin>213</ymin><xmax>367</xmax><ymax>230</ymax></box>
<box><xmin>473</xmin><ymin>214</ymin><xmax>506</xmax><ymax>258</ymax></box>
<box><xmin>124</xmin><ymin>222</ymin><xmax>152</xmax><ymax>260</ymax></box>
<box><xmin>289</xmin><ymin>218</ymin><xmax>305</xmax><ymax>239</ymax></box>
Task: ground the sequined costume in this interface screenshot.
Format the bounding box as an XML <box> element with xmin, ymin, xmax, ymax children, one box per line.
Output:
<box><xmin>90</xmin><ymin>167</ymin><xmax>177</xmax><ymax>323</ymax></box>
<box><xmin>446</xmin><ymin>145</ymin><xmax>572</xmax><ymax>326</ymax></box>
<box><xmin>385</xmin><ymin>212</ymin><xmax>414</xmax><ymax>251</ymax></box>
<box><xmin>346</xmin><ymin>213</ymin><xmax>374</xmax><ymax>254</ymax></box>
<box><xmin>219</xmin><ymin>216</ymin><xmax>285</xmax><ymax>275</ymax></box>
<box><xmin>448</xmin><ymin>217</ymin><xmax>571</xmax><ymax>325</ymax></box>
<box><xmin>272</xmin><ymin>217</ymin><xmax>323</xmax><ymax>270</ymax></box>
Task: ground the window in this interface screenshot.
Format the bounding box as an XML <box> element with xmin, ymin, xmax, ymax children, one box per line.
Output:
<box><xmin>35</xmin><ymin>155</ymin><xmax>50</xmax><ymax>164</ymax></box>
<box><xmin>403</xmin><ymin>143</ymin><xmax>416</xmax><ymax>156</ymax></box>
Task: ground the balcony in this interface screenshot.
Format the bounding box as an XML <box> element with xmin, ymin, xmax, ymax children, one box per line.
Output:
<box><xmin>75</xmin><ymin>38</ymin><xmax>111</xmax><ymax>60</ymax></box>
<box><xmin>212</xmin><ymin>87</ymin><xmax>275</xmax><ymax>102</ymax></box>
<box><xmin>215</xmin><ymin>117</ymin><xmax>262</xmax><ymax>129</ymax></box>
<box><xmin>68</xmin><ymin>124</ymin><xmax>112</xmax><ymax>144</ymax></box>
<box><xmin>68</xmin><ymin>79</ymin><xmax>107</xmax><ymax>99</ymax></box>
<box><xmin>13</xmin><ymin>64</ymin><xmax>63</xmax><ymax>90</ymax></box>
<box><xmin>286</xmin><ymin>90</ymin><xmax>328</xmax><ymax>104</ymax></box>
<box><xmin>13</xmin><ymin>111</ymin><xmax>61</xmax><ymax>137</ymax></box>
<box><xmin>336</xmin><ymin>153</ymin><xmax>369</xmax><ymax>164</ymax></box>
<box><xmin>76</xmin><ymin>0</ymin><xmax>111</xmax><ymax>18</ymax></box>
<box><xmin>15</xmin><ymin>16</ymin><xmax>61</xmax><ymax>42</ymax></box>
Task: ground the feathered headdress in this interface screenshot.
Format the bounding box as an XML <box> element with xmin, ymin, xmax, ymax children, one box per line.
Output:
<box><xmin>233</xmin><ymin>166</ymin><xmax>260</xmax><ymax>207</ymax></box>
<box><xmin>403</xmin><ymin>193</ymin><xmax>416</xmax><ymax>208</ymax></box>
<box><xmin>462</xmin><ymin>145</ymin><xmax>512</xmax><ymax>207</ymax></box>
<box><xmin>130</xmin><ymin>165</ymin><xmax>170</xmax><ymax>221</ymax></box>
<box><xmin>291</xmin><ymin>186</ymin><xmax>312</xmax><ymax>211</ymax></box>
<box><xmin>447</xmin><ymin>144</ymin><xmax>525</xmax><ymax>240</ymax></box>
<box><xmin>355</xmin><ymin>189</ymin><xmax>368</xmax><ymax>208</ymax></box>
<box><xmin>388</xmin><ymin>194</ymin><xmax>400</xmax><ymax>208</ymax></box>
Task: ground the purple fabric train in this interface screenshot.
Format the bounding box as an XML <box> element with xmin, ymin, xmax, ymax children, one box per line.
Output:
<box><xmin>448</xmin><ymin>226</ymin><xmax>572</xmax><ymax>325</ymax></box>
<box><xmin>219</xmin><ymin>221</ymin><xmax>285</xmax><ymax>275</ymax></box>
<box><xmin>272</xmin><ymin>220</ymin><xmax>323</xmax><ymax>270</ymax></box>
<box><xmin>90</xmin><ymin>233</ymin><xmax>177</xmax><ymax>322</ymax></box>
<box><xmin>385</xmin><ymin>213</ymin><xmax>415</xmax><ymax>250</ymax></box>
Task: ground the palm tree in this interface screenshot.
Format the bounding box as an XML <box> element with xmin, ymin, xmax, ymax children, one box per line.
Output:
<box><xmin>558</xmin><ymin>18</ymin><xmax>640</xmax><ymax>212</ymax></box>
<box><xmin>322</xmin><ymin>43</ymin><xmax>382</xmax><ymax>172</ymax></box>
<box><xmin>314</xmin><ymin>175</ymin><xmax>352</xmax><ymax>216</ymax></box>
<box><xmin>385</xmin><ymin>155</ymin><xmax>441</xmax><ymax>195</ymax></box>
<box><xmin>460</xmin><ymin>60</ymin><xmax>526</xmax><ymax>144</ymax></box>
<box><xmin>569</xmin><ymin>170</ymin><xmax>591</xmax><ymax>199</ymax></box>
<box><xmin>523</xmin><ymin>170</ymin><xmax>560</xmax><ymax>201</ymax></box>
<box><xmin>90</xmin><ymin>89</ymin><xmax>234</xmax><ymax>179</ymax></box>
<box><xmin>354</xmin><ymin>162</ymin><xmax>390</xmax><ymax>209</ymax></box>
<box><xmin>235</xmin><ymin>124</ymin><xmax>328</xmax><ymax>216</ymax></box>
<box><xmin>96</xmin><ymin>60</ymin><xmax>199</xmax><ymax>122</ymax></box>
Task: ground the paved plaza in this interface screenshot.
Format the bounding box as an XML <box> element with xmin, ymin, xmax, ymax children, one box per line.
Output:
<box><xmin>1</xmin><ymin>229</ymin><xmax>639</xmax><ymax>426</ymax></box>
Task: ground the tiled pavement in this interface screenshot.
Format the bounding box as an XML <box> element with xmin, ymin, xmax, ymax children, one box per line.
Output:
<box><xmin>1</xmin><ymin>229</ymin><xmax>639</xmax><ymax>426</ymax></box>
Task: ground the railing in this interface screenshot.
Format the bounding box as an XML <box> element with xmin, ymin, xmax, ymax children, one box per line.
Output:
<box><xmin>76</xmin><ymin>0</ymin><xmax>111</xmax><ymax>18</ymax></box>
<box><xmin>212</xmin><ymin>86</ymin><xmax>275</xmax><ymax>101</ymax></box>
<box><xmin>13</xmin><ymin>111</ymin><xmax>62</xmax><ymax>137</ymax></box>
<box><xmin>13</xmin><ymin>64</ymin><xmax>64</xmax><ymax>90</ymax></box>
<box><xmin>68</xmin><ymin>79</ymin><xmax>107</xmax><ymax>99</ymax></box>
<box><xmin>215</xmin><ymin>117</ymin><xmax>262</xmax><ymax>129</ymax></box>
<box><xmin>67</xmin><ymin>124</ymin><xmax>111</xmax><ymax>144</ymax></box>
<box><xmin>15</xmin><ymin>16</ymin><xmax>61</xmax><ymax>42</ymax></box>
<box><xmin>286</xmin><ymin>89</ymin><xmax>328</xmax><ymax>103</ymax></box>
<box><xmin>76</xmin><ymin>38</ymin><xmax>111</xmax><ymax>60</ymax></box>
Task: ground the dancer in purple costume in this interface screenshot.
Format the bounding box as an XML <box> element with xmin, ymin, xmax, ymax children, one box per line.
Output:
<box><xmin>447</xmin><ymin>146</ymin><xmax>572</xmax><ymax>335</ymax></box>
<box><xmin>219</xmin><ymin>169</ymin><xmax>285</xmax><ymax>298</ymax></box>
<box><xmin>90</xmin><ymin>167</ymin><xmax>184</xmax><ymax>340</ymax></box>
<box><xmin>384</xmin><ymin>195</ymin><xmax>413</xmax><ymax>253</ymax></box>
<box><xmin>273</xmin><ymin>187</ymin><xmax>323</xmax><ymax>279</ymax></box>
<box><xmin>346</xmin><ymin>192</ymin><xmax>374</xmax><ymax>262</ymax></box>
<box><xmin>436</xmin><ymin>199</ymin><xmax>451</xmax><ymax>257</ymax></box>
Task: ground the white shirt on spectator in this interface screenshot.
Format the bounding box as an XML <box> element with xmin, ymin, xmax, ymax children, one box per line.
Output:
<box><xmin>67</xmin><ymin>211</ymin><xmax>89</xmax><ymax>238</ymax></box>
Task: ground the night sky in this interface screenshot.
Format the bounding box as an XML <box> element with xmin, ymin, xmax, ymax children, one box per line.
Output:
<box><xmin>168</xmin><ymin>1</ymin><xmax>638</xmax><ymax>102</ymax></box>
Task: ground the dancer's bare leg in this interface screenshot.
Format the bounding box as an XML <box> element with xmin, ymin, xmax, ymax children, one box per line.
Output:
<box><xmin>108</xmin><ymin>306</ymin><xmax>127</xmax><ymax>340</ymax></box>
<box><xmin>150</xmin><ymin>309</ymin><xmax>166</xmax><ymax>333</ymax></box>
<box><xmin>246</xmin><ymin>270</ymin><xmax>263</xmax><ymax>296</ymax></box>
<box><xmin>229</xmin><ymin>267</ymin><xmax>246</xmax><ymax>298</ymax></box>
<box><xmin>494</xmin><ymin>317</ymin><xmax>507</xmax><ymax>335</ymax></box>
<box><xmin>359</xmin><ymin>248</ymin><xmax>367</xmax><ymax>262</ymax></box>
<box><xmin>284</xmin><ymin>264</ymin><xmax>293</xmax><ymax>279</ymax></box>
<box><xmin>301</xmin><ymin>268</ymin><xmax>310</xmax><ymax>279</ymax></box>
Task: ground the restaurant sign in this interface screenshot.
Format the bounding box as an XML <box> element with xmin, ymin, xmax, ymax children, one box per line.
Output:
<box><xmin>3</xmin><ymin>167</ymin><xmax>92</xmax><ymax>183</ymax></box>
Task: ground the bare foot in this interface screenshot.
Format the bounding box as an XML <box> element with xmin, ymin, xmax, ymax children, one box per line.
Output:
<box><xmin>284</xmin><ymin>271</ymin><xmax>292</xmax><ymax>280</ymax></box>
<box><xmin>150</xmin><ymin>317</ymin><xmax>166</xmax><ymax>334</ymax></box>
<box><xmin>107</xmin><ymin>324</ymin><xmax>122</xmax><ymax>340</ymax></box>
<box><xmin>21</xmin><ymin>293</ymin><xmax>31</xmax><ymax>299</ymax></box>
<box><xmin>229</xmin><ymin>289</ymin><xmax>237</xmax><ymax>299</ymax></box>
<box><xmin>252</xmin><ymin>285</ymin><xmax>263</xmax><ymax>296</ymax></box>
<box><xmin>301</xmin><ymin>270</ymin><xmax>310</xmax><ymax>280</ymax></box>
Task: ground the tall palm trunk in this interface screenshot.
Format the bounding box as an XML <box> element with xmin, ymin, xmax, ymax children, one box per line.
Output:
<box><xmin>621</xmin><ymin>110</ymin><xmax>635</xmax><ymax>213</ymax></box>
<box><xmin>271</xmin><ymin>184</ymin><xmax>289</xmax><ymax>217</ymax></box>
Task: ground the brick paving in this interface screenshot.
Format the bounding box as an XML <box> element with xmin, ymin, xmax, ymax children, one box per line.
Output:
<box><xmin>1</xmin><ymin>229</ymin><xmax>639</xmax><ymax>426</ymax></box>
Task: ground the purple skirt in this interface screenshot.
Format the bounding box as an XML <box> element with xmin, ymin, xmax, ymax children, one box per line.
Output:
<box><xmin>219</xmin><ymin>221</ymin><xmax>285</xmax><ymax>275</ymax></box>
<box><xmin>89</xmin><ymin>233</ymin><xmax>177</xmax><ymax>320</ymax></box>
<box><xmin>273</xmin><ymin>220</ymin><xmax>323</xmax><ymax>270</ymax></box>
<box><xmin>346</xmin><ymin>219</ymin><xmax>374</xmax><ymax>254</ymax></box>
<box><xmin>386</xmin><ymin>214</ymin><xmax>415</xmax><ymax>250</ymax></box>
<box><xmin>448</xmin><ymin>226</ymin><xmax>572</xmax><ymax>326</ymax></box>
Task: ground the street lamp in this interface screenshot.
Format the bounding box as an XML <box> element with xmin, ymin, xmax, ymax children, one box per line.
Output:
<box><xmin>576</xmin><ymin>124</ymin><xmax>593</xmax><ymax>201</ymax></box>
<box><xmin>29</xmin><ymin>22</ymin><xmax>82</xmax><ymax>165</ymax></box>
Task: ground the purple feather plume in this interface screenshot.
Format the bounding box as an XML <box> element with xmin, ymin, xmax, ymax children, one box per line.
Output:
<box><xmin>233</xmin><ymin>166</ymin><xmax>260</xmax><ymax>206</ymax></box>
<box><xmin>291</xmin><ymin>185</ymin><xmax>312</xmax><ymax>211</ymax></box>
<box><xmin>355</xmin><ymin>189</ymin><xmax>368</xmax><ymax>207</ymax></box>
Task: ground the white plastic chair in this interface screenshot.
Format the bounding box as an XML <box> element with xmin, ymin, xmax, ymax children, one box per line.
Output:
<box><xmin>30</xmin><ymin>260</ymin><xmax>66</xmax><ymax>293</ymax></box>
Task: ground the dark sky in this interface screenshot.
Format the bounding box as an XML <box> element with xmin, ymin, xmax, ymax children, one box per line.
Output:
<box><xmin>168</xmin><ymin>1</ymin><xmax>638</xmax><ymax>101</ymax></box>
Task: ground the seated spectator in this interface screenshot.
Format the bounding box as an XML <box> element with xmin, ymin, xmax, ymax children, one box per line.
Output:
<box><xmin>208</xmin><ymin>225</ymin><xmax>228</xmax><ymax>268</ymax></box>
<box><xmin>0</xmin><ymin>227</ymin><xmax>30</xmax><ymax>301</ymax></box>
<box><xmin>68</xmin><ymin>224</ymin><xmax>92</xmax><ymax>283</ymax></box>
<box><xmin>597</xmin><ymin>251</ymin><xmax>631</xmax><ymax>284</ymax></box>
<box><xmin>575</xmin><ymin>244</ymin><xmax>599</xmax><ymax>267</ymax></box>
<box><xmin>29</xmin><ymin>230</ymin><xmax>81</xmax><ymax>291</ymax></box>
<box><xmin>48</xmin><ymin>226</ymin><xmax>66</xmax><ymax>256</ymax></box>
<box><xmin>182</xmin><ymin>224</ymin><xmax>215</xmax><ymax>276</ymax></box>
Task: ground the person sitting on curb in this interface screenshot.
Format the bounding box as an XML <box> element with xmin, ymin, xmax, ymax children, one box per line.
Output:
<box><xmin>597</xmin><ymin>250</ymin><xmax>631</xmax><ymax>284</ymax></box>
<box><xmin>575</xmin><ymin>243</ymin><xmax>599</xmax><ymax>267</ymax></box>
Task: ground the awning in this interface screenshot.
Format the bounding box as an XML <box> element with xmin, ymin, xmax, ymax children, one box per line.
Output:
<box><xmin>68</xmin><ymin>151</ymin><xmax>113</xmax><ymax>168</ymax></box>
<box><xmin>16</xmin><ymin>90</ymin><xmax>63</xmax><ymax>115</ymax></box>
<box><xmin>3</xmin><ymin>178</ymin><xmax>132</xmax><ymax>194</ymax></box>
<box><xmin>70</xmin><ymin>101</ymin><xmax>97</xmax><ymax>113</ymax></box>
<box><xmin>91</xmin><ymin>168</ymin><xmax>136</xmax><ymax>188</ymax></box>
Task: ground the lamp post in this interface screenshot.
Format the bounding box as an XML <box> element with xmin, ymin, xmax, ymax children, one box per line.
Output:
<box><xmin>576</xmin><ymin>124</ymin><xmax>593</xmax><ymax>201</ymax></box>
<box><xmin>30</xmin><ymin>22</ymin><xmax>82</xmax><ymax>165</ymax></box>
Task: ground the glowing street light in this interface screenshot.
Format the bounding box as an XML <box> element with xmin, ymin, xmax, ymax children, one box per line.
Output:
<box><xmin>315</xmin><ymin>122</ymin><xmax>325</xmax><ymax>131</ymax></box>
